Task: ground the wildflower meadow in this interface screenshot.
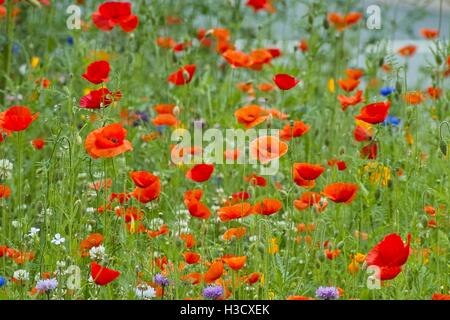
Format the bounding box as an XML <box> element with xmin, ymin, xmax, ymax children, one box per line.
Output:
<box><xmin>0</xmin><ymin>0</ymin><xmax>449</xmax><ymax>302</ymax></box>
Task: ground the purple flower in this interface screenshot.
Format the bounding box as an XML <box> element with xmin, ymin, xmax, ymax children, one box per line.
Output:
<box><xmin>153</xmin><ymin>273</ymin><xmax>170</xmax><ymax>287</ymax></box>
<box><xmin>203</xmin><ymin>285</ymin><xmax>224</xmax><ymax>300</ymax></box>
<box><xmin>315</xmin><ymin>286</ymin><xmax>340</xmax><ymax>300</ymax></box>
<box><xmin>35</xmin><ymin>278</ymin><xmax>58</xmax><ymax>292</ymax></box>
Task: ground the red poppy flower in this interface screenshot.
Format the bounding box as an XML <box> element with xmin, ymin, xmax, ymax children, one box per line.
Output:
<box><xmin>130</xmin><ymin>171</ymin><xmax>159</xmax><ymax>188</ymax></box>
<box><xmin>92</xmin><ymin>1</ymin><xmax>139</xmax><ymax>33</ymax></box>
<box><xmin>31</xmin><ymin>138</ymin><xmax>45</xmax><ymax>150</ymax></box>
<box><xmin>293</xmin><ymin>163</ymin><xmax>325</xmax><ymax>181</ymax></box>
<box><xmin>366</xmin><ymin>233</ymin><xmax>411</xmax><ymax>280</ymax></box>
<box><xmin>85</xmin><ymin>123</ymin><xmax>132</xmax><ymax>159</ymax></box>
<box><xmin>186</xmin><ymin>164</ymin><xmax>214</xmax><ymax>182</ymax></box>
<box><xmin>355</xmin><ymin>101</ymin><xmax>390</xmax><ymax>124</ymax></box>
<box><xmin>321</xmin><ymin>182</ymin><xmax>358</xmax><ymax>204</ymax></box>
<box><xmin>80</xmin><ymin>88</ymin><xmax>122</xmax><ymax>109</ymax></box>
<box><xmin>80</xmin><ymin>233</ymin><xmax>103</xmax><ymax>257</ymax></box>
<box><xmin>398</xmin><ymin>45</ymin><xmax>416</xmax><ymax>57</ymax></box>
<box><xmin>360</xmin><ymin>141</ymin><xmax>378</xmax><ymax>159</ymax></box>
<box><xmin>0</xmin><ymin>185</ymin><xmax>11</xmax><ymax>199</ymax></box>
<box><xmin>183</xmin><ymin>252</ymin><xmax>201</xmax><ymax>265</ymax></box>
<box><xmin>90</xmin><ymin>262</ymin><xmax>120</xmax><ymax>285</ymax></box>
<box><xmin>346</xmin><ymin>68</ymin><xmax>364</xmax><ymax>80</ymax></box>
<box><xmin>147</xmin><ymin>224</ymin><xmax>169</xmax><ymax>238</ymax></box>
<box><xmin>432</xmin><ymin>294</ymin><xmax>450</xmax><ymax>300</ymax></box>
<box><xmin>181</xmin><ymin>272</ymin><xmax>202</xmax><ymax>285</ymax></box>
<box><xmin>244</xmin><ymin>174</ymin><xmax>267</xmax><ymax>187</ymax></box>
<box><xmin>280</xmin><ymin>121</ymin><xmax>310</xmax><ymax>140</ymax></box>
<box><xmin>273</xmin><ymin>74</ymin><xmax>300</xmax><ymax>90</ymax></box>
<box><xmin>167</xmin><ymin>64</ymin><xmax>196</xmax><ymax>86</ymax></box>
<box><xmin>180</xmin><ymin>233</ymin><xmax>196</xmax><ymax>249</ymax></box>
<box><xmin>251</xmin><ymin>198</ymin><xmax>282</xmax><ymax>215</ymax></box>
<box><xmin>187</xmin><ymin>199</ymin><xmax>211</xmax><ymax>219</ymax></box>
<box><xmin>132</xmin><ymin>174</ymin><xmax>161</xmax><ymax>204</ymax></box>
<box><xmin>246</xmin><ymin>0</ymin><xmax>272</xmax><ymax>12</ymax></box>
<box><xmin>223</xmin><ymin>227</ymin><xmax>247</xmax><ymax>240</ymax></box>
<box><xmin>82</xmin><ymin>60</ymin><xmax>110</xmax><ymax>84</ymax></box>
<box><xmin>327</xmin><ymin>159</ymin><xmax>347</xmax><ymax>171</ymax></box>
<box><xmin>0</xmin><ymin>106</ymin><xmax>39</xmax><ymax>132</ymax></box>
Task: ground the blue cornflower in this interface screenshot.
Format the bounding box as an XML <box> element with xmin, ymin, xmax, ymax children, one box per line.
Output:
<box><xmin>315</xmin><ymin>286</ymin><xmax>340</xmax><ymax>300</ymax></box>
<box><xmin>0</xmin><ymin>276</ymin><xmax>7</xmax><ymax>288</ymax></box>
<box><xmin>35</xmin><ymin>278</ymin><xmax>58</xmax><ymax>292</ymax></box>
<box><xmin>153</xmin><ymin>273</ymin><xmax>170</xmax><ymax>287</ymax></box>
<box><xmin>203</xmin><ymin>285</ymin><xmax>224</xmax><ymax>300</ymax></box>
<box><xmin>382</xmin><ymin>115</ymin><xmax>401</xmax><ymax>127</ymax></box>
<box><xmin>380</xmin><ymin>86</ymin><xmax>395</xmax><ymax>97</ymax></box>
<box><xmin>66</xmin><ymin>36</ymin><xmax>74</xmax><ymax>46</ymax></box>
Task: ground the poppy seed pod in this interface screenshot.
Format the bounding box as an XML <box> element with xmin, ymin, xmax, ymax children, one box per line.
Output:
<box><xmin>439</xmin><ymin>140</ymin><xmax>447</xmax><ymax>156</ymax></box>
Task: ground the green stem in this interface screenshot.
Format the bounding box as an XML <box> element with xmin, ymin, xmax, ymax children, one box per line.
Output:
<box><xmin>0</xmin><ymin>0</ymin><xmax>15</xmax><ymax>105</ymax></box>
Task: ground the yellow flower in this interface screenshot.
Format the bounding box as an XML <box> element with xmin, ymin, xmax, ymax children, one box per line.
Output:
<box><xmin>268</xmin><ymin>238</ymin><xmax>278</xmax><ymax>254</ymax></box>
<box><xmin>31</xmin><ymin>56</ymin><xmax>40</xmax><ymax>69</ymax></box>
<box><xmin>360</xmin><ymin>162</ymin><xmax>391</xmax><ymax>187</ymax></box>
<box><xmin>405</xmin><ymin>127</ymin><xmax>414</xmax><ymax>145</ymax></box>
<box><xmin>328</xmin><ymin>78</ymin><xmax>335</xmax><ymax>93</ymax></box>
<box><xmin>355</xmin><ymin>253</ymin><xmax>366</xmax><ymax>263</ymax></box>
<box><xmin>348</xmin><ymin>260</ymin><xmax>359</xmax><ymax>274</ymax></box>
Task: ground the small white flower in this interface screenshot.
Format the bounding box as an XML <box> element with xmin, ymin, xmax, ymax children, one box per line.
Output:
<box><xmin>13</xmin><ymin>269</ymin><xmax>30</xmax><ymax>281</ymax></box>
<box><xmin>0</xmin><ymin>159</ymin><xmax>13</xmax><ymax>180</ymax></box>
<box><xmin>89</xmin><ymin>245</ymin><xmax>106</xmax><ymax>262</ymax></box>
<box><xmin>51</xmin><ymin>233</ymin><xmax>65</xmax><ymax>245</ymax></box>
<box><xmin>135</xmin><ymin>285</ymin><xmax>156</xmax><ymax>299</ymax></box>
<box><xmin>11</xmin><ymin>220</ymin><xmax>21</xmax><ymax>228</ymax></box>
<box><xmin>85</xmin><ymin>207</ymin><xmax>95</xmax><ymax>214</ymax></box>
<box><xmin>28</xmin><ymin>227</ymin><xmax>40</xmax><ymax>237</ymax></box>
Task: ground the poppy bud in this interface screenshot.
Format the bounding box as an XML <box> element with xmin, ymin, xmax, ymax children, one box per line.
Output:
<box><xmin>323</xmin><ymin>18</ymin><xmax>329</xmax><ymax>29</ymax></box>
<box><xmin>439</xmin><ymin>140</ymin><xmax>447</xmax><ymax>156</ymax></box>
<box><xmin>378</xmin><ymin>57</ymin><xmax>384</xmax><ymax>67</ymax></box>
<box><xmin>308</xmin><ymin>15</ymin><xmax>313</xmax><ymax>25</ymax></box>
<box><xmin>336</xmin><ymin>241</ymin><xmax>344</xmax><ymax>249</ymax></box>
<box><xmin>435</xmin><ymin>54</ymin><xmax>442</xmax><ymax>65</ymax></box>
<box><xmin>395</xmin><ymin>81</ymin><xmax>402</xmax><ymax>94</ymax></box>
<box><xmin>420</xmin><ymin>215</ymin><xmax>428</xmax><ymax>226</ymax></box>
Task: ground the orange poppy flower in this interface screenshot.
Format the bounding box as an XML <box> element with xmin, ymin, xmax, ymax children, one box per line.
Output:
<box><xmin>294</xmin><ymin>192</ymin><xmax>327</xmax><ymax>212</ymax></box>
<box><xmin>251</xmin><ymin>198</ymin><xmax>282</xmax><ymax>215</ymax></box>
<box><xmin>180</xmin><ymin>233</ymin><xmax>196</xmax><ymax>249</ymax></box>
<box><xmin>85</xmin><ymin>123</ymin><xmax>132</xmax><ymax>159</ymax></box>
<box><xmin>346</xmin><ymin>68</ymin><xmax>364</xmax><ymax>80</ymax></box>
<box><xmin>355</xmin><ymin>101</ymin><xmax>390</xmax><ymax>124</ymax></box>
<box><xmin>223</xmin><ymin>227</ymin><xmax>247</xmax><ymax>240</ymax></box>
<box><xmin>236</xmin><ymin>82</ymin><xmax>255</xmax><ymax>96</ymax></box>
<box><xmin>250</xmin><ymin>135</ymin><xmax>288</xmax><ymax>164</ymax></box>
<box><xmin>0</xmin><ymin>185</ymin><xmax>11</xmax><ymax>199</ymax></box>
<box><xmin>153</xmin><ymin>103</ymin><xmax>177</xmax><ymax>114</ymax></box>
<box><xmin>130</xmin><ymin>171</ymin><xmax>158</xmax><ymax>188</ymax></box>
<box><xmin>234</xmin><ymin>105</ymin><xmax>269</xmax><ymax>128</ymax></box>
<box><xmin>186</xmin><ymin>163</ymin><xmax>214</xmax><ymax>182</ymax></box>
<box><xmin>146</xmin><ymin>224</ymin><xmax>169</xmax><ymax>238</ymax></box>
<box><xmin>248</xmin><ymin>49</ymin><xmax>272</xmax><ymax>70</ymax></box>
<box><xmin>156</xmin><ymin>36</ymin><xmax>176</xmax><ymax>49</ymax></box>
<box><xmin>403</xmin><ymin>91</ymin><xmax>425</xmax><ymax>105</ymax></box>
<box><xmin>298</xmin><ymin>39</ymin><xmax>308</xmax><ymax>52</ymax></box>
<box><xmin>325</xmin><ymin>249</ymin><xmax>340</xmax><ymax>260</ymax></box>
<box><xmin>280</xmin><ymin>121</ymin><xmax>310</xmax><ymax>140</ymax></box>
<box><xmin>432</xmin><ymin>294</ymin><xmax>450</xmax><ymax>300</ymax></box>
<box><xmin>90</xmin><ymin>262</ymin><xmax>120</xmax><ymax>286</ymax></box>
<box><xmin>321</xmin><ymin>182</ymin><xmax>358</xmax><ymax>204</ymax></box>
<box><xmin>80</xmin><ymin>233</ymin><xmax>103</xmax><ymax>257</ymax></box>
<box><xmin>257</xmin><ymin>83</ymin><xmax>275</xmax><ymax>92</ymax></box>
<box><xmin>398</xmin><ymin>45</ymin><xmax>417</xmax><ymax>57</ymax></box>
<box><xmin>184</xmin><ymin>189</ymin><xmax>203</xmax><ymax>206</ymax></box>
<box><xmin>338</xmin><ymin>90</ymin><xmax>364</xmax><ymax>111</ymax></box>
<box><xmin>420</xmin><ymin>28</ymin><xmax>439</xmax><ymax>40</ymax></box>
<box><xmin>203</xmin><ymin>261</ymin><xmax>224</xmax><ymax>283</ymax></box>
<box><xmin>181</xmin><ymin>272</ymin><xmax>202</xmax><ymax>285</ymax></box>
<box><xmin>293</xmin><ymin>163</ymin><xmax>325</xmax><ymax>181</ymax></box>
<box><xmin>183</xmin><ymin>252</ymin><xmax>201</xmax><ymax>265</ymax></box>
<box><xmin>328</xmin><ymin>12</ymin><xmax>362</xmax><ymax>31</ymax></box>
<box><xmin>152</xmin><ymin>113</ymin><xmax>179</xmax><ymax>127</ymax></box>
<box><xmin>223</xmin><ymin>256</ymin><xmax>247</xmax><ymax>271</ymax></box>
<box><xmin>427</xmin><ymin>87</ymin><xmax>442</xmax><ymax>100</ymax></box>
<box><xmin>0</xmin><ymin>106</ymin><xmax>39</xmax><ymax>132</ymax></box>
<box><xmin>218</xmin><ymin>203</ymin><xmax>252</xmax><ymax>222</ymax></box>
<box><xmin>338</xmin><ymin>78</ymin><xmax>360</xmax><ymax>92</ymax></box>
<box><xmin>267</xmin><ymin>108</ymin><xmax>288</xmax><ymax>120</ymax></box>
<box><xmin>223</xmin><ymin>50</ymin><xmax>251</xmax><ymax>68</ymax></box>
